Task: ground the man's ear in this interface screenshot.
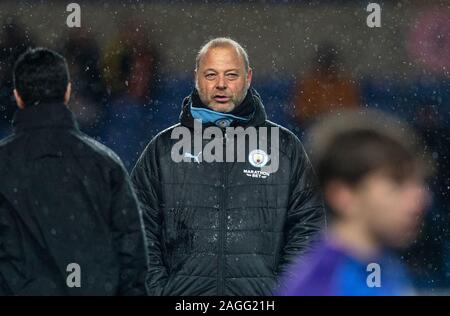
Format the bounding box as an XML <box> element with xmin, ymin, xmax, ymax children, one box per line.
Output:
<box><xmin>246</xmin><ymin>67</ymin><xmax>253</xmax><ymax>89</ymax></box>
<box><xmin>64</xmin><ymin>83</ymin><xmax>71</xmax><ymax>105</ymax></box>
<box><xmin>324</xmin><ymin>180</ymin><xmax>355</xmax><ymax>219</ymax></box>
<box><xmin>194</xmin><ymin>69</ymin><xmax>201</xmax><ymax>92</ymax></box>
<box><xmin>194</xmin><ymin>69</ymin><xmax>198</xmax><ymax>85</ymax></box>
<box><xmin>13</xmin><ymin>89</ymin><xmax>25</xmax><ymax>109</ymax></box>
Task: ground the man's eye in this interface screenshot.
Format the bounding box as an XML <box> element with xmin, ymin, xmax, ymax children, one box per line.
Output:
<box><xmin>205</xmin><ymin>74</ymin><xmax>216</xmax><ymax>79</ymax></box>
<box><xmin>227</xmin><ymin>73</ymin><xmax>238</xmax><ymax>79</ymax></box>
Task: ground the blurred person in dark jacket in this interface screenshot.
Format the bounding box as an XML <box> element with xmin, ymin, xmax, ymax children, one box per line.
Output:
<box><xmin>0</xmin><ymin>48</ymin><xmax>148</xmax><ymax>295</ymax></box>
<box><xmin>131</xmin><ymin>38</ymin><xmax>325</xmax><ymax>296</ymax></box>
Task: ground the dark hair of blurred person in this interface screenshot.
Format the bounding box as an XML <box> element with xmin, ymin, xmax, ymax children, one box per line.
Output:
<box><xmin>279</xmin><ymin>109</ymin><xmax>431</xmax><ymax>296</ymax></box>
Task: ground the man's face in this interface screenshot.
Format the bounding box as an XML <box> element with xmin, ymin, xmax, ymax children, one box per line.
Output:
<box><xmin>353</xmin><ymin>173</ymin><xmax>429</xmax><ymax>249</ymax></box>
<box><xmin>195</xmin><ymin>46</ymin><xmax>252</xmax><ymax>113</ymax></box>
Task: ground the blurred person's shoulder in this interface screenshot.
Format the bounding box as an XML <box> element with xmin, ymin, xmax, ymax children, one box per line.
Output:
<box><xmin>279</xmin><ymin>238</ymin><xmax>347</xmax><ymax>296</ymax></box>
<box><xmin>330</xmin><ymin>246</ymin><xmax>413</xmax><ymax>296</ymax></box>
<box><xmin>375</xmin><ymin>251</ymin><xmax>416</xmax><ymax>295</ymax></box>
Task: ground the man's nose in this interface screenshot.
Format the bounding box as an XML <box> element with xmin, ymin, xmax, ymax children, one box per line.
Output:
<box><xmin>216</xmin><ymin>75</ymin><xmax>227</xmax><ymax>89</ymax></box>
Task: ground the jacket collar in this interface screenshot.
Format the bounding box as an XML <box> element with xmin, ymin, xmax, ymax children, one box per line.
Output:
<box><xmin>179</xmin><ymin>88</ymin><xmax>267</xmax><ymax>129</ymax></box>
<box><xmin>12</xmin><ymin>102</ymin><xmax>79</xmax><ymax>133</ymax></box>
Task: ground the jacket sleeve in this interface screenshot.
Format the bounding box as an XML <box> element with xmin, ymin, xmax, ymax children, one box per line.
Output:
<box><xmin>276</xmin><ymin>135</ymin><xmax>326</xmax><ymax>278</ymax></box>
<box><xmin>110</xmin><ymin>162</ymin><xmax>149</xmax><ymax>296</ymax></box>
<box><xmin>0</xmin><ymin>194</ymin><xmax>38</xmax><ymax>295</ymax></box>
<box><xmin>0</xmin><ymin>196</ymin><xmax>15</xmax><ymax>296</ymax></box>
<box><xmin>130</xmin><ymin>141</ymin><xmax>168</xmax><ymax>296</ymax></box>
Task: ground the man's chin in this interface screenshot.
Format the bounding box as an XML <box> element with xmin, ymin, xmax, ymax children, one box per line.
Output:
<box><xmin>208</xmin><ymin>102</ymin><xmax>235</xmax><ymax>113</ymax></box>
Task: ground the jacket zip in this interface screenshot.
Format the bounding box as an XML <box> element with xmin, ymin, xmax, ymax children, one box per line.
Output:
<box><xmin>218</xmin><ymin>130</ymin><xmax>228</xmax><ymax>295</ymax></box>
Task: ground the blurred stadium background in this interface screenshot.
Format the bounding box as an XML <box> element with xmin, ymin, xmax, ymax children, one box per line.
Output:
<box><xmin>0</xmin><ymin>0</ymin><xmax>449</xmax><ymax>293</ymax></box>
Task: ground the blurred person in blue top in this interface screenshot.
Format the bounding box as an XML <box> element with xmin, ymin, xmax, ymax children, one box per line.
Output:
<box><xmin>278</xmin><ymin>109</ymin><xmax>431</xmax><ymax>296</ymax></box>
